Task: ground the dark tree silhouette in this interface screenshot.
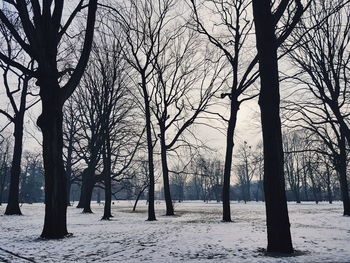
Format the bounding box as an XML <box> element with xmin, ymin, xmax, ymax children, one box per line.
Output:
<box><xmin>151</xmin><ymin>29</ymin><xmax>225</xmax><ymax>215</ymax></box>
<box><xmin>103</xmin><ymin>0</ymin><xmax>176</xmax><ymax>221</ymax></box>
<box><xmin>0</xmin><ymin>0</ymin><xmax>97</xmax><ymax>238</ymax></box>
<box><xmin>0</xmin><ymin>21</ymin><xmax>39</xmax><ymax>215</ymax></box>
<box><xmin>284</xmin><ymin>0</ymin><xmax>350</xmax><ymax>215</ymax></box>
<box><xmin>252</xmin><ymin>0</ymin><xmax>305</xmax><ymax>254</ymax></box>
<box><xmin>190</xmin><ymin>0</ymin><xmax>259</xmax><ymax>222</ymax></box>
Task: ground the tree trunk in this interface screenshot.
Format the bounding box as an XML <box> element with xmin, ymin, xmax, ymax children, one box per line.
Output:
<box><xmin>303</xmin><ymin>167</ymin><xmax>309</xmax><ymax>201</ymax></box>
<box><xmin>0</xmin><ymin>163</ymin><xmax>7</xmax><ymax>205</ymax></box>
<box><xmin>77</xmin><ymin>167</ymin><xmax>95</xmax><ymax>213</ymax></box>
<box><xmin>142</xmin><ymin>75</ymin><xmax>156</xmax><ymax>221</ymax></box>
<box><xmin>102</xmin><ymin>175</ymin><xmax>112</xmax><ymax>220</ymax></box>
<box><xmin>37</xmin><ymin>78</ymin><xmax>68</xmax><ymax>238</ymax></box>
<box><xmin>82</xmin><ymin>175</ymin><xmax>95</xmax><ymax>213</ymax></box>
<box><xmin>252</xmin><ymin>0</ymin><xmax>293</xmax><ymax>253</ymax></box>
<box><xmin>65</xmin><ymin>139</ymin><xmax>73</xmax><ymax>207</ymax></box>
<box><xmin>160</xmin><ymin>129</ymin><xmax>174</xmax><ymax>216</ymax></box>
<box><xmin>102</xmin><ymin>139</ymin><xmax>112</xmax><ymax>220</ymax></box>
<box><xmin>295</xmin><ymin>187</ymin><xmax>301</xmax><ymax>204</ymax></box>
<box><xmin>133</xmin><ymin>186</ymin><xmax>147</xmax><ymax>212</ymax></box>
<box><xmin>338</xmin><ymin>133</ymin><xmax>350</xmax><ymax>216</ymax></box>
<box><xmin>5</xmin><ymin>119</ymin><xmax>24</xmax><ymax>215</ymax></box>
<box><xmin>325</xmin><ymin>164</ymin><xmax>332</xmax><ymax>204</ymax></box>
<box><xmin>77</xmin><ymin>170</ymin><xmax>88</xmax><ymax>208</ymax></box>
<box><xmin>66</xmin><ymin>179</ymin><xmax>72</xmax><ymax>206</ymax></box>
<box><xmin>222</xmin><ymin>104</ymin><xmax>239</xmax><ymax>222</ymax></box>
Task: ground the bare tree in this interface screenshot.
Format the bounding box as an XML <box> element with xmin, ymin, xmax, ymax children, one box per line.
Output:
<box><xmin>151</xmin><ymin>27</ymin><xmax>225</xmax><ymax>215</ymax></box>
<box><xmin>283</xmin><ymin>0</ymin><xmax>350</xmax><ymax>215</ymax></box>
<box><xmin>252</xmin><ymin>0</ymin><xmax>305</xmax><ymax>254</ymax></box>
<box><xmin>0</xmin><ymin>0</ymin><xmax>97</xmax><ymax>238</ymax></box>
<box><xmin>63</xmin><ymin>99</ymin><xmax>82</xmax><ymax>206</ymax></box>
<box><xmin>189</xmin><ymin>0</ymin><xmax>259</xmax><ymax>222</ymax></box>
<box><xmin>287</xmin><ymin>0</ymin><xmax>350</xmax><ymax>147</ymax></box>
<box><xmin>235</xmin><ymin>141</ymin><xmax>256</xmax><ymax>203</ymax></box>
<box><xmin>103</xmin><ymin>0</ymin><xmax>177</xmax><ymax>221</ymax></box>
<box><xmin>0</xmin><ymin>18</ymin><xmax>40</xmax><ymax>215</ymax></box>
<box><xmin>0</xmin><ymin>138</ymin><xmax>10</xmax><ymax>205</ymax></box>
<box><xmin>283</xmin><ymin>131</ymin><xmax>305</xmax><ymax>203</ymax></box>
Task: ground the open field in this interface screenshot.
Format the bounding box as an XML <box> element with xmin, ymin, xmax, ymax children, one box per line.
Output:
<box><xmin>0</xmin><ymin>201</ymin><xmax>349</xmax><ymax>262</ymax></box>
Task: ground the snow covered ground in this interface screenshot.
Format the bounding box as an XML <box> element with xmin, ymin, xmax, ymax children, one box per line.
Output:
<box><xmin>0</xmin><ymin>201</ymin><xmax>349</xmax><ymax>262</ymax></box>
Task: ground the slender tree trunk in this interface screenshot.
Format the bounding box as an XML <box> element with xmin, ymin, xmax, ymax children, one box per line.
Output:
<box><xmin>338</xmin><ymin>133</ymin><xmax>350</xmax><ymax>216</ymax></box>
<box><xmin>37</xmin><ymin>78</ymin><xmax>68</xmax><ymax>238</ymax></box>
<box><xmin>303</xmin><ymin>167</ymin><xmax>309</xmax><ymax>201</ymax></box>
<box><xmin>160</xmin><ymin>129</ymin><xmax>174</xmax><ymax>216</ymax></box>
<box><xmin>325</xmin><ymin>164</ymin><xmax>332</xmax><ymax>204</ymax></box>
<box><xmin>66</xmin><ymin>180</ymin><xmax>72</xmax><ymax>206</ymax></box>
<box><xmin>66</xmin><ymin>159</ymin><xmax>72</xmax><ymax>207</ymax></box>
<box><xmin>0</xmin><ymin>165</ymin><xmax>7</xmax><ymax>205</ymax></box>
<box><xmin>133</xmin><ymin>186</ymin><xmax>147</xmax><ymax>212</ymax></box>
<box><xmin>5</xmin><ymin>119</ymin><xmax>24</xmax><ymax>215</ymax></box>
<box><xmin>222</xmin><ymin>104</ymin><xmax>239</xmax><ymax>222</ymax></box>
<box><xmin>142</xmin><ymin>75</ymin><xmax>156</xmax><ymax>221</ymax></box>
<box><xmin>102</xmin><ymin>140</ymin><xmax>112</xmax><ymax>220</ymax></box>
<box><xmin>252</xmin><ymin>0</ymin><xmax>293</xmax><ymax>253</ymax></box>
<box><xmin>65</xmin><ymin>140</ymin><xmax>73</xmax><ymax>206</ymax></box>
<box><xmin>295</xmin><ymin>187</ymin><xmax>301</xmax><ymax>204</ymax></box>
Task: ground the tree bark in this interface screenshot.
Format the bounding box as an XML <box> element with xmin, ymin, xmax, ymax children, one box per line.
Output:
<box><xmin>337</xmin><ymin>133</ymin><xmax>350</xmax><ymax>216</ymax></box>
<box><xmin>133</xmin><ymin>186</ymin><xmax>147</xmax><ymax>212</ymax></box>
<box><xmin>102</xmin><ymin>174</ymin><xmax>112</xmax><ymax>220</ymax></box>
<box><xmin>5</xmin><ymin>118</ymin><xmax>24</xmax><ymax>215</ymax></box>
<box><xmin>37</xmin><ymin>77</ymin><xmax>68</xmax><ymax>239</ymax></box>
<box><xmin>82</xmin><ymin>174</ymin><xmax>95</xmax><ymax>213</ymax></box>
<box><xmin>160</xmin><ymin>128</ymin><xmax>174</xmax><ymax>216</ymax></box>
<box><xmin>66</xmin><ymin>179</ymin><xmax>72</xmax><ymax>207</ymax></box>
<box><xmin>65</xmin><ymin>135</ymin><xmax>74</xmax><ymax>207</ymax></box>
<box><xmin>0</xmin><ymin>160</ymin><xmax>8</xmax><ymax>205</ymax></box>
<box><xmin>142</xmin><ymin>75</ymin><xmax>156</xmax><ymax>221</ymax></box>
<box><xmin>252</xmin><ymin>0</ymin><xmax>293</xmax><ymax>253</ymax></box>
<box><xmin>325</xmin><ymin>163</ymin><xmax>332</xmax><ymax>204</ymax></box>
<box><xmin>222</xmin><ymin>103</ymin><xmax>239</xmax><ymax>222</ymax></box>
<box><xmin>77</xmin><ymin>172</ymin><xmax>87</xmax><ymax>208</ymax></box>
<box><xmin>102</xmin><ymin>138</ymin><xmax>112</xmax><ymax>220</ymax></box>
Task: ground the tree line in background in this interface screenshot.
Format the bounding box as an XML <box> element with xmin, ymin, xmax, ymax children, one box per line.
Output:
<box><xmin>0</xmin><ymin>0</ymin><xmax>349</xmax><ymax>255</ymax></box>
<box><xmin>0</xmin><ymin>135</ymin><xmax>346</xmax><ymax>205</ymax></box>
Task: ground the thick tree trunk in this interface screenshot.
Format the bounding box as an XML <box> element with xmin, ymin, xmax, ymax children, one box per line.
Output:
<box><xmin>77</xmin><ymin>170</ymin><xmax>88</xmax><ymax>208</ymax></box>
<box><xmin>37</xmin><ymin>79</ymin><xmax>68</xmax><ymax>238</ymax></box>
<box><xmin>5</xmin><ymin>119</ymin><xmax>24</xmax><ymax>215</ymax></box>
<box><xmin>77</xmin><ymin>168</ymin><xmax>95</xmax><ymax>213</ymax></box>
<box><xmin>252</xmin><ymin>0</ymin><xmax>293</xmax><ymax>253</ymax></box>
<box><xmin>160</xmin><ymin>129</ymin><xmax>174</xmax><ymax>216</ymax></box>
<box><xmin>142</xmin><ymin>76</ymin><xmax>156</xmax><ymax>221</ymax></box>
<box><xmin>338</xmin><ymin>134</ymin><xmax>350</xmax><ymax>216</ymax></box>
<box><xmin>82</xmin><ymin>175</ymin><xmax>95</xmax><ymax>213</ymax></box>
<box><xmin>222</xmin><ymin>104</ymin><xmax>239</xmax><ymax>222</ymax></box>
<box><xmin>77</xmin><ymin>184</ymin><xmax>85</xmax><ymax>208</ymax></box>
